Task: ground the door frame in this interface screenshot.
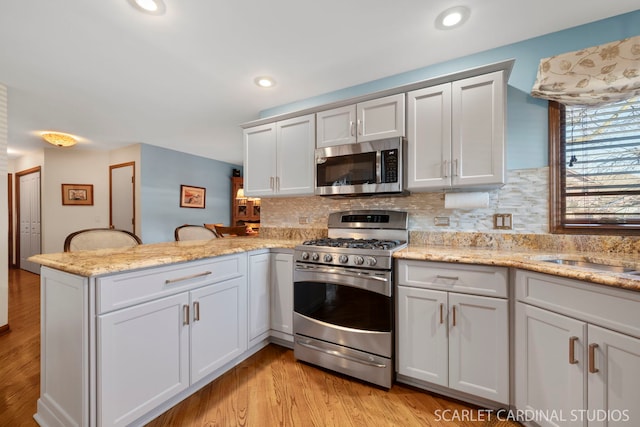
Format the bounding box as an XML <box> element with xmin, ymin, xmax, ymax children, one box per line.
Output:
<box><xmin>15</xmin><ymin>166</ymin><xmax>41</xmax><ymax>271</ymax></box>
<box><xmin>7</xmin><ymin>173</ymin><xmax>13</xmax><ymax>268</ymax></box>
<box><xmin>109</xmin><ymin>161</ymin><xmax>136</xmax><ymax>234</ymax></box>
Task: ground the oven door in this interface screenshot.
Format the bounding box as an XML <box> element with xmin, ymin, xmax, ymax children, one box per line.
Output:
<box><xmin>293</xmin><ymin>263</ymin><xmax>393</xmax><ymax>358</ymax></box>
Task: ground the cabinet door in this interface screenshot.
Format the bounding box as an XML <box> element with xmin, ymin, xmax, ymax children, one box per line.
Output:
<box><xmin>316</xmin><ymin>105</ymin><xmax>357</xmax><ymax>147</ymax></box>
<box><xmin>248</xmin><ymin>252</ymin><xmax>271</xmax><ymax>345</ymax></box>
<box><xmin>190</xmin><ymin>276</ymin><xmax>248</xmax><ymax>384</ymax></box>
<box><xmin>276</xmin><ymin>114</ymin><xmax>315</xmax><ymax>196</ymax></box>
<box><xmin>451</xmin><ymin>71</ymin><xmax>505</xmax><ymax>187</ymax></box>
<box><xmin>448</xmin><ymin>293</ymin><xmax>509</xmax><ymax>404</ymax></box>
<box><xmin>516</xmin><ymin>303</ymin><xmax>586</xmax><ymax>427</ymax></box>
<box><xmin>243</xmin><ymin>123</ymin><xmax>277</xmax><ymax>196</ymax></box>
<box><xmin>356</xmin><ymin>94</ymin><xmax>405</xmax><ymax>142</ymax></box>
<box><xmin>587</xmin><ymin>325</ymin><xmax>640</xmax><ymax>427</ymax></box>
<box><xmin>98</xmin><ymin>293</ymin><xmax>190</xmax><ymax>427</ymax></box>
<box><xmin>397</xmin><ymin>286</ymin><xmax>448</xmax><ymax>386</ymax></box>
<box><xmin>406</xmin><ymin>83</ymin><xmax>452</xmax><ymax>190</ymax></box>
<box><xmin>271</xmin><ymin>252</ymin><xmax>293</xmax><ymax>336</ymax></box>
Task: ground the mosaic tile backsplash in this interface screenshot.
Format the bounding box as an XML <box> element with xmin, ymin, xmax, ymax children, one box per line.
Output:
<box><xmin>258</xmin><ymin>167</ymin><xmax>640</xmax><ymax>255</ymax></box>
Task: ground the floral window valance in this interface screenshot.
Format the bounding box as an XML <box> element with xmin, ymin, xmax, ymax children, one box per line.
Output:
<box><xmin>531</xmin><ymin>35</ymin><xmax>640</xmax><ymax>106</ymax></box>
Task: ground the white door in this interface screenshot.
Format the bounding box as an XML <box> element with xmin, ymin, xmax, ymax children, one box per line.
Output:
<box><xmin>451</xmin><ymin>71</ymin><xmax>505</xmax><ymax>187</ymax></box>
<box><xmin>356</xmin><ymin>93</ymin><xmax>405</xmax><ymax>142</ymax></box>
<box><xmin>243</xmin><ymin>123</ymin><xmax>277</xmax><ymax>196</ymax></box>
<box><xmin>448</xmin><ymin>293</ymin><xmax>509</xmax><ymax>404</ymax></box>
<box><xmin>407</xmin><ymin>83</ymin><xmax>452</xmax><ymax>190</ymax></box>
<box><xmin>110</xmin><ymin>162</ymin><xmax>135</xmax><ymax>233</ymax></box>
<box><xmin>587</xmin><ymin>325</ymin><xmax>640</xmax><ymax>427</ymax></box>
<box><xmin>316</xmin><ymin>105</ymin><xmax>357</xmax><ymax>147</ymax></box>
<box><xmin>276</xmin><ymin>114</ymin><xmax>315</xmax><ymax>196</ymax></box>
<box><xmin>516</xmin><ymin>303</ymin><xmax>586</xmax><ymax>427</ymax></box>
<box><xmin>248</xmin><ymin>252</ymin><xmax>270</xmax><ymax>345</ymax></box>
<box><xmin>190</xmin><ymin>276</ymin><xmax>247</xmax><ymax>383</ymax></box>
<box><xmin>19</xmin><ymin>170</ymin><xmax>41</xmax><ymax>274</ymax></box>
<box><xmin>97</xmin><ymin>292</ymin><xmax>190</xmax><ymax>427</ymax></box>
<box><xmin>396</xmin><ymin>286</ymin><xmax>448</xmax><ymax>386</ymax></box>
<box><xmin>271</xmin><ymin>252</ymin><xmax>293</xmax><ymax>335</ymax></box>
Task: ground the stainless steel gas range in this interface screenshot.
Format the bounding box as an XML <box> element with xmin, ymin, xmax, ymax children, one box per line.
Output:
<box><xmin>292</xmin><ymin>210</ymin><xmax>408</xmax><ymax>389</ymax></box>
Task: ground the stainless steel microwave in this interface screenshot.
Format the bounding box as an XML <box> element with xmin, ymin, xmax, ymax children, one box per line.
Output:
<box><xmin>315</xmin><ymin>137</ymin><xmax>406</xmax><ymax>197</ymax></box>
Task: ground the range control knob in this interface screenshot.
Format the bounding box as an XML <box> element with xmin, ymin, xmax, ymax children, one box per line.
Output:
<box><xmin>301</xmin><ymin>252</ymin><xmax>309</xmax><ymax>260</ymax></box>
<box><xmin>367</xmin><ymin>257</ymin><xmax>377</xmax><ymax>267</ymax></box>
<box><xmin>311</xmin><ymin>253</ymin><xmax>320</xmax><ymax>261</ymax></box>
<box><xmin>323</xmin><ymin>254</ymin><xmax>333</xmax><ymax>263</ymax></box>
<box><xmin>353</xmin><ymin>256</ymin><xmax>365</xmax><ymax>266</ymax></box>
<box><xmin>338</xmin><ymin>255</ymin><xmax>349</xmax><ymax>264</ymax></box>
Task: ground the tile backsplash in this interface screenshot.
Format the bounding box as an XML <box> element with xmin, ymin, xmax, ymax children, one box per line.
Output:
<box><xmin>261</xmin><ymin>167</ymin><xmax>549</xmax><ymax>233</ymax></box>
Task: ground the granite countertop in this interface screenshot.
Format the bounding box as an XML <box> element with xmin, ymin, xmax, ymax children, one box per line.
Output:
<box><xmin>395</xmin><ymin>245</ymin><xmax>640</xmax><ymax>292</ymax></box>
<box><xmin>30</xmin><ymin>237</ymin><xmax>640</xmax><ymax>292</ymax></box>
<box><xmin>29</xmin><ymin>237</ymin><xmax>298</xmax><ymax>277</ymax></box>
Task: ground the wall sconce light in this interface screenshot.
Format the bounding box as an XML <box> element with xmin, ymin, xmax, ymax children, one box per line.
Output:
<box><xmin>41</xmin><ymin>132</ymin><xmax>78</xmax><ymax>147</ymax></box>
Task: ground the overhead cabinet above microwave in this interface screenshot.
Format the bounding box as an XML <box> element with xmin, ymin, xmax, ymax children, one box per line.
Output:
<box><xmin>406</xmin><ymin>71</ymin><xmax>506</xmax><ymax>191</ymax></box>
<box><xmin>316</xmin><ymin>93</ymin><xmax>405</xmax><ymax>148</ymax></box>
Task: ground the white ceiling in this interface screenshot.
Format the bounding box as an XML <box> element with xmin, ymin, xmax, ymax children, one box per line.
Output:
<box><xmin>1</xmin><ymin>1</ymin><xmax>638</xmax><ymax>165</ymax></box>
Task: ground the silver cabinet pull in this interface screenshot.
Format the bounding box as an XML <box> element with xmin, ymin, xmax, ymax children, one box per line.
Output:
<box><xmin>443</xmin><ymin>160</ymin><xmax>449</xmax><ymax>178</ymax></box>
<box><xmin>165</xmin><ymin>271</ymin><xmax>212</xmax><ymax>285</ymax></box>
<box><xmin>270</xmin><ymin>176</ymin><xmax>274</xmax><ymax>190</ymax></box>
<box><xmin>569</xmin><ymin>336</ymin><xmax>579</xmax><ymax>364</ymax></box>
<box><xmin>193</xmin><ymin>301</ymin><xmax>200</xmax><ymax>322</ymax></box>
<box><xmin>453</xmin><ymin>159</ymin><xmax>459</xmax><ymax>176</ymax></box>
<box><xmin>350</xmin><ymin>121</ymin><xmax>355</xmax><ymax>137</ymax></box>
<box><xmin>275</xmin><ymin>176</ymin><xmax>280</xmax><ymax>192</ymax></box>
<box><xmin>183</xmin><ymin>304</ymin><xmax>190</xmax><ymax>326</ymax></box>
<box><xmin>357</xmin><ymin>119</ymin><xmax>362</xmax><ymax>135</ymax></box>
<box><xmin>452</xmin><ymin>305</ymin><xmax>457</xmax><ymax>327</ymax></box>
<box><xmin>589</xmin><ymin>343</ymin><xmax>599</xmax><ymax>373</ymax></box>
<box><xmin>436</xmin><ymin>274</ymin><xmax>459</xmax><ymax>281</ymax></box>
<box><xmin>439</xmin><ymin>303</ymin><xmax>444</xmax><ymax>324</ymax></box>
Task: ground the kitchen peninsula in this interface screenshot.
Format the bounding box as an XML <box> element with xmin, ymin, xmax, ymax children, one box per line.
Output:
<box><xmin>30</xmin><ymin>235</ymin><xmax>640</xmax><ymax>427</ymax></box>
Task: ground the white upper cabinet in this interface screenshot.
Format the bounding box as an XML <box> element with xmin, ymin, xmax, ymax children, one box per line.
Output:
<box><xmin>244</xmin><ymin>114</ymin><xmax>315</xmax><ymax>197</ymax></box>
<box><xmin>407</xmin><ymin>71</ymin><xmax>506</xmax><ymax>191</ymax></box>
<box><xmin>316</xmin><ymin>94</ymin><xmax>405</xmax><ymax>147</ymax></box>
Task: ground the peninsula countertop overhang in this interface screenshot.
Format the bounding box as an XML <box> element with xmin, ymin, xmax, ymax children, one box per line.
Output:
<box><xmin>29</xmin><ymin>239</ymin><xmax>640</xmax><ymax>292</ymax></box>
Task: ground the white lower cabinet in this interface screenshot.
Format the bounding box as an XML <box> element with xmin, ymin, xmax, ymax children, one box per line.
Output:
<box><xmin>515</xmin><ymin>270</ymin><xmax>640</xmax><ymax>427</ymax></box>
<box><xmin>248</xmin><ymin>251</ymin><xmax>271</xmax><ymax>346</ymax></box>
<box><xmin>270</xmin><ymin>251</ymin><xmax>293</xmax><ymax>338</ymax></box>
<box><xmin>396</xmin><ymin>260</ymin><xmax>509</xmax><ymax>404</ymax></box>
<box><xmin>98</xmin><ymin>273</ymin><xmax>247</xmax><ymax>427</ymax></box>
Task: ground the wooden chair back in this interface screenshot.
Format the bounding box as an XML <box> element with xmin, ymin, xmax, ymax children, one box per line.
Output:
<box><xmin>64</xmin><ymin>228</ymin><xmax>142</xmax><ymax>252</ymax></box>
<box><xmin>174</xmin><ymin>224</ymin><xmax>219</xmax><ymax>241</ymax></box>
<box><xmin>213</xmin><ymin>225</ymin><xmax>248</xmax><ymax>237</ymax></box>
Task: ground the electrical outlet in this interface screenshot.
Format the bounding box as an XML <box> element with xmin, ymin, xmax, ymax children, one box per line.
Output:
<box><xmin>493</xmin><ymin>213</ymin><xmax>512</xmax><ymax>230</ymax></box>
<box><xmin>298</xmin><ymin>217</ymin><xmax>309</xmax><ymax>225</ymax></box>
<box><xmin>434</xmin><ymin>216</ymin><xmax>450</xmax><ymax>226</ymax></box>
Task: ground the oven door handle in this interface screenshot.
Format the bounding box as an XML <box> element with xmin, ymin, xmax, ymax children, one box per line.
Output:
<box><xmin>296</xmin><ymin>339</ymin><xmax>387</xmax><ymax>368</ymax></box>
<box><xmin>295</xmin><ymin>265</ymin><xmax>389</xmax><ymax>282</ymax></box>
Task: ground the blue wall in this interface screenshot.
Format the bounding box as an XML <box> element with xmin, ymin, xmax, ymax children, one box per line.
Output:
<box><xmin>261</xmin><ymin>11</ymin><xmax>640</xmax><ymax>170</ymax></box>
<box><xmin>140</xmin><ymin>144</ymin><xmax>242</xmax><ymax>243</ymax></box>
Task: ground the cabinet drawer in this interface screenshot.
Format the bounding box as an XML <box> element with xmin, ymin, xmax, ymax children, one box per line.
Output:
<box><xmin>396</xmin><ymin>260</ymin><xmax>508</xmax><ymax>297</ymax></box>
<box><xmin>97</xmin><ymin>255</ymin><xmax>246</xmax><ymax>314</ymax></box>
<box><xmin>515</xmin><ymin>269</ymin><xmax>640</xmax><ymax>339</ymax></box>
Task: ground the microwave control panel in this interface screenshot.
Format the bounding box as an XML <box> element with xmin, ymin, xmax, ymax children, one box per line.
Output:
<box><xmin>381</xmin><ymin>149</ymin><xmax>398</xmax><ymax>183</ymax></box>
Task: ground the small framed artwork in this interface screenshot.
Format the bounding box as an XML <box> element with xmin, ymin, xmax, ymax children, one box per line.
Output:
<box><xmin>62</xmin><ymin>184</ymin><xmax>94</xmax><ymax>206</ymax></box>
<box><xmin>180</xmin><ymin>185</ymin><xmax>206</xmax><ymax>208</ymax></box>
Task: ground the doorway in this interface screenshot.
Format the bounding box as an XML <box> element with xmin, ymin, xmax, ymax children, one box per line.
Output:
<box><xmin>110</xmin><ymin>162</ymin><xmax>135</xmax><ymax>234</ymax></box>
<box><xmin>16</xmin><ymin>167</ymin><xmax>41</xmax><ymax>274</ymax></box>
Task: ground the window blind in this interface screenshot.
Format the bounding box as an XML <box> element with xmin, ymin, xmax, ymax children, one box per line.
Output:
<box><xmin>563</xmin><ymin>96</ymin><xmax>640</xmax><ymax>225</ymax></box>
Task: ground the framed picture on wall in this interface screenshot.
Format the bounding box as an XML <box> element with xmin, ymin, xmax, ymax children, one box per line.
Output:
<box><xmin>180</xmin><ymin>185</ymin><xmax>206</xmax><ymax>208</ymax></box>
<box><xmin>61</xmin><ymin>183</ymin><xmax>94</xmax><ymax>206</ymax></box>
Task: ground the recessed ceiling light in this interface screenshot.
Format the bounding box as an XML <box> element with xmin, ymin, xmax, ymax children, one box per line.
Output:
<box><xmin>254</xmin><ymin>76</ymin><xmax>276</xmax><ymax>88</ymax></box>
<box><xmin>127</xmin><ymin>0</ymin><xmax>166</xmax><ymax>15</ymax></box>
<box><xmin>435</xmin><ymin>6</ymin><xmax>470</xmax><ymax>30</ymax></box>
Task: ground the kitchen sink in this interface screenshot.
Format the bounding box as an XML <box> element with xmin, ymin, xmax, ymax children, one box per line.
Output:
<box><xmin>542</xmin><ymin>258</ymin><xmax>638</xmax><ymax>274</ymax></box>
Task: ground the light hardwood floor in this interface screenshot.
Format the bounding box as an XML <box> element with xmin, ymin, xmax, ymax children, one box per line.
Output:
<box><xmin>1</xmin><ymin>268</ymin><xmax>521</xmax><ymax>427</ymax></box>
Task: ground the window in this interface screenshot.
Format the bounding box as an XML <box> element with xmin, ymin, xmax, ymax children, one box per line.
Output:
<box><xmin>549</xmin><ymin>97</ymin><xmax>640</xmax><ymax>234</ymax></box>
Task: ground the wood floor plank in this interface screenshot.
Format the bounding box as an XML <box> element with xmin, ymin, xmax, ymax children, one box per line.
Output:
<box><xmin>0</xmin><ymin>268</ymin><xmax>521</xmax><ymax>427</ymax></box>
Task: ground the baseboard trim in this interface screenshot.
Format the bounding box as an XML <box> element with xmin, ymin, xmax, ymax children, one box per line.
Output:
<box><xmin>0</xmin><ymin>324</ymin><xmax>10</xmax><ymax>336</ymax></box>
